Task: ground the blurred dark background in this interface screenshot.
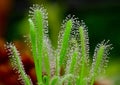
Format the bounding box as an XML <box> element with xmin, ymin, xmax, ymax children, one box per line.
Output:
<box><xmin>4</xmin><ymin>0</ymin><xmax>120</xmax><ymax>57</ymax></box>
<box><xmin>0</xmin><ymin>0</ymin><xmax>120</xmax><ymax>85</ymax></box>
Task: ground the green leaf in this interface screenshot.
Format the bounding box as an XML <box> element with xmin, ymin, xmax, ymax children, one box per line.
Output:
<box><xmin>59</xmin><ymin>20</ymin><xmax>72</xmax><ymax>66</ymax></box>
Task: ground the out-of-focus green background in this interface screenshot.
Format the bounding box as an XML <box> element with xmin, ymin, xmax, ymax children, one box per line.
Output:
<box><xmin>0</xmin><ymin>0</ymin><xmax>120</xmax><ymax>84</ymax></box>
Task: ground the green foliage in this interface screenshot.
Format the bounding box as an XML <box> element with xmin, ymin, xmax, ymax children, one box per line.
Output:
<box><xmin>5</xmin><ymin>43</ymin><xmax>32</xmax><ymax>85</ymax></box>
<box><xmin>5</xmin><ymin>4</ymin><xmax>112</xmax><ymax>85</ymax></box>
<box><xmin>59</xmin><ymin>20</ymin><xmax>72</xmax><ymax>66</ymax></box>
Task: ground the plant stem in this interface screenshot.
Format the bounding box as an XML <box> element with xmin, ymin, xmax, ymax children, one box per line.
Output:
<box><xmin>69</xmin><ymin>51</ymin><xmax>77</xmax><ymax>74</ymax></box>
<box><xmin>43</xmin><ymin>53</ymin><xmax>51</xmax><ymax>82</ymax></box>
<box><xmin>29</xmin><ymin>19</ymin><xmax>40</xmax><ymax>84</ymax></box>
<box><xmin>79</xmin><ymin>26</ymin><xmax>87</xmax><ymax>85</ymax></box>
<box><xmin>35</xmin><ymin>9</ymin><xmax>44</xmax><ymax>84</ymax></box>
<box><xmin>11</xmin><ymin>45</ymin><xmax>32</xmax><ymax>85</ymax></box>
<box><xmin>59</xmin><ymin>20</ymin><xmax>72</xmax><ymax>67</ymax></box>
<box><xmin>90</xmin><ymin>46</ymin><xmax>105</xmax><ymax>85</ymax></box>
<box><xmin>50</xmin><ymin>76</ymin><xmax>59</xmax><ymax>85</ymax></box>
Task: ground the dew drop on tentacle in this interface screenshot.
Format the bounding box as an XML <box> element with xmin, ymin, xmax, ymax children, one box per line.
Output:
<box><xmin>57</xmin><ymin>14</ymin><xmax>80</xmax><ymax>54</ymax></box>
<box><xmin>29</xmin><ymin>4</ymin><xmax>48</xmax><ymax>37</ymax></box>
<box><xmin>4</xmin><ymin>42</ymin><xmax>33</xmax><ymax>84</ymax></box>
<box><xmin>90</xmin><ymin>40</ymin><xmax>112</xmax><ymax>79</ymax></box>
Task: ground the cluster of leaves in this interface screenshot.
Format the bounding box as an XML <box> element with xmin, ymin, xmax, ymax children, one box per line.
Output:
<box><xmin>5</xmin><ymin>4</ymin><xmax>112</xmax><ymax>85</ymax></box>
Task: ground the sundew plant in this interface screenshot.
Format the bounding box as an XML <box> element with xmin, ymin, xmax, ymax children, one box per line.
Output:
<box><xmin>5</xmin><ymin>4</ymin><xmax>112</xmax><ymax>85</ymax></box>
